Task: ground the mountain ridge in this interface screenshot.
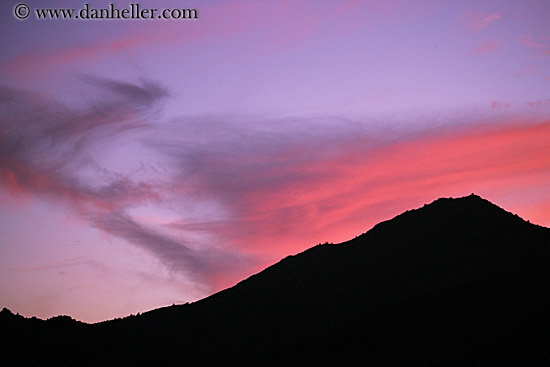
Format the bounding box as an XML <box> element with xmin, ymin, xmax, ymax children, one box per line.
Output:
<box><xmin>2</xmin><ymin>194</ymin><xmax>549</xmax><ymax>365</ymax></box>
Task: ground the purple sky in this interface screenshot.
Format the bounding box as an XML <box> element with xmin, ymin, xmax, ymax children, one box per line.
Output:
<box><xmin>1</xmin><ymin>0</ymin><xmax>549</xmax><ymax>322</ymax></box>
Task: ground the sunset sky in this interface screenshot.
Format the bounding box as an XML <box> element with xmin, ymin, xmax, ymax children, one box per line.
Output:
<box><xmin>1</xmin><ymin>0</ymin><xmax>549</xmax><ymax>322</ymax></box>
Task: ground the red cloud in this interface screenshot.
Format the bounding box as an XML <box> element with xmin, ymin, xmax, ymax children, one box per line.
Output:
<box><xmin>166</xmin><ymin>118</ymin><xmax>550</xmax><ymax>273</ymax></box>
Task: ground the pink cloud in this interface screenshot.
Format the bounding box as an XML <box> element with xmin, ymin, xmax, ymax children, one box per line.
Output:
<box><xmin>3</xmin><ymin>0</ymin><xmax>366</xmax><ymax>83</ymax></box>
<box><xmin>158</xmin><ymin>117</ymin><xmax>550</xmax><ymax>273</ymax></box>
<box><xmin>464</xmin><ymin>12</ymin><xmax>500</xmax><ymax>32</ymax></box>
<box><xmin>3</xmin><ymin>81</ymin><xmax>550</xmax><ymax>293</ymax></box>
<box><xmin>527</xmin><ymin>100</ymin><xmax>550</xmax><ymax>109</ymax></box>
<box><xmin>519</xmin><ymin>34</ymin><xmax>550</xmax><ymax>56</ymax></box>
<box><xmin>4</xmin><ymin>33</ymin><xmax>158</xmax><ymax>82</ymax></box>
<box><xmin>268</xmin><ymin>119</ymin><xmax>549</xmax><ymax>240</ymax></box>
<box><xmin>476</xmin><ymin>39</ymin><xmax>500</xmax><ymax>54</ymax></box>
<box><xmin>491</xmin><ymin>101</ymin><xmax>510</xmax><ymax>109</ymax></box>
<box><xmin>2</xmin><ymin>1</ymin><xmax>257</xmax><ymax>81</ymax></box>
<box><xmin>520</xmin><ymin>34</ymin><xmax>548</xmax><ymax>49</ymax></box>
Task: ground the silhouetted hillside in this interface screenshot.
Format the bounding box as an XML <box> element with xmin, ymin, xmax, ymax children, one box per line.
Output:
<box><xmin>2</xmin><ymin>194</ymin><xmax>550</xmax><ymax>366</ymax></box>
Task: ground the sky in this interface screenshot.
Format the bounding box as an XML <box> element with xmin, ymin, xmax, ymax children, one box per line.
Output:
<box><xmin>0</xmin><ymin>0</ymin><xmax>549</xmax><ymax>323</ymax></box>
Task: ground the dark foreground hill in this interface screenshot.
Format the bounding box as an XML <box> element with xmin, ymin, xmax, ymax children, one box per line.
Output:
<box><xmin>2</xmin><ymin>194</ymin><xmax>550</xmax><ymax>366</ymax></box>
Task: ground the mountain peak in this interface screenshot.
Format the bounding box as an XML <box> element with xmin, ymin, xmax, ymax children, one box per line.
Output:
<box><xmin>417</xmin><ymin>193</ymin><xmax>494</xmax><ymax>209</ymax></box>
<box><xmin>370</xmin><ymin>193</ymin><xmax>533</xmax><ymax>235</ymax></box>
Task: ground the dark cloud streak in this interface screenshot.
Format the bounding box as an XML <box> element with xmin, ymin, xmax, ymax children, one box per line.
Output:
<box><xmin>0</xmin><ymin>82</ymin><xmax>161</xmax><ymax>208</ymax></box>
<box><xmin>81</xmin><ymin>76</ymin><xmax>169</xmax><ymax>108</ymax></box>
<box><xmin>0</xmin><ymin>79</ymin><xmax>258</xmax><ymax>291</ymax></box>
<box><xmin>92</xmin><ymin>211</ymin><xmax>253</xmax><ymax>285</ymax></box>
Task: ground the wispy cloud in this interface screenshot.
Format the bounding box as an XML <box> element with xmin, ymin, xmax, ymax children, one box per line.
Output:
<box><xmin>519</xmin><ymin>34</ymin><xmax>548</xmax><ymax>49</ymax></box>
<box><xmin>527</xmin><ymin>100</ymin><xmax>550</xmax><ymax>109</ymax></box>
<box><xmin>2</xmin><ymin>79</ymin><xmax>550</xmax><ymax>294</ymax></box>
<box><xmin>476</xmin><ymin>38</ymin><xmax>500</xmax><ymax>54</ymax></box>
<box><xmin>519</xmin><ymin>34</ymin><xmax>550</xmax><ymax>56</ymax></box>
<box><xmin>145</xmin><ymin>113</ymin><xmax>550</xmax><ymax>260</ymax></box>
<box><xmin>0</xmin><ymin>79</ymin><xmax>257</xmax><ymax>292</ymax></box>
<box><xmin>491</xmin><ymin>101</ymin><xmax>510</xmax><ymax>109</ymax></box>
<box><xmin>82</xmin><ymin>76</ymin><xmax>169</xmax><ymax>108</ymax></box>
<box><xmin>464</xmin><ymin>12</ymin><xmax>501</xmax><ymax>32</ymax></box>
<box><xmin>0</xmin><ymin>80</ymin><xmax>163</xmax><ymax>208</ymax></box>
<box><xmin>8</xmin><ymin>256</ymin><xmax>107</xmax><ymax>273</ymax></box>
<box><xmin>91</xmin><ymin>211</ymin><xmax>254</xmax><ymax>289</ymax></box>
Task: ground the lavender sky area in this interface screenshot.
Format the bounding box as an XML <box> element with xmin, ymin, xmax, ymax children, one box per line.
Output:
<box><xmin>0</xmin><ymin>0</ymin><xmax>549</xmax><ymax>322</ymax></box>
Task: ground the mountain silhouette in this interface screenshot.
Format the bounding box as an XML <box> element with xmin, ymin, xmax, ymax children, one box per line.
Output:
<box><xmin>2</xmin><ymin>194</ymin><xmax>550</xmax><ymax>366</ymax></box>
